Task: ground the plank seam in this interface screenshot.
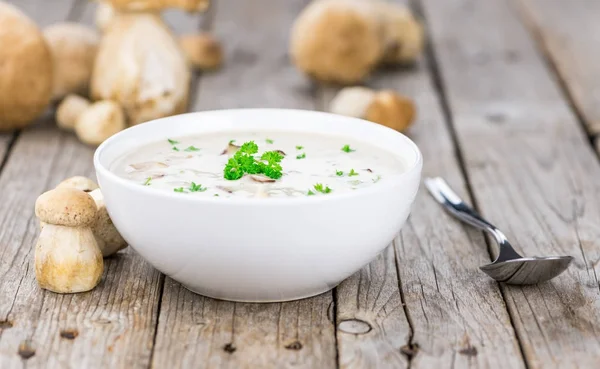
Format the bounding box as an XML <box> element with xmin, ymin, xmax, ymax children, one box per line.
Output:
<box><xmin>393</xmin><ymin>236</ymin><xmax>415</xmax><ymax>367</ymax></box>
<box><xmin>411</xmin><ymin>0</ymin><xmax>531</xmax><ymax>368</ymax></box>
<box><xmin>0</xmin><ymin>132</ymin><xmax>19</xmax><ymax>178</ymax></box>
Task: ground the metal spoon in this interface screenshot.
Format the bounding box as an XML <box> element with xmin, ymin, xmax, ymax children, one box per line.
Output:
<box><xmin>424</xmin><ymin>177</ymin><xmax>573</xmax><ymax>285</ymax></box>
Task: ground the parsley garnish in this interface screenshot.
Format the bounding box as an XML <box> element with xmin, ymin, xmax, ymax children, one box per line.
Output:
<box><xmin>307</xmin><ymin>190</ymin><xmax>315</xmax><ymax>196</ymax></box>
<box><xmin>335</xmin><ymin>170</ymin><xmax>344</xmax><ymax>176</ymax></box>
<box><xmin>266</xmin><ymin>138</ymin><xmax>274</xmax><ymax>144</ymax></box>
<box><xmin>184</xmin><ymin>145</ymin><xmax>200</xmax><ymax>152</ymax></box>
<box><xmin>373</xmin><ymin>175</ymin><xmax>382</xmax><ymax>183</ymax></box>
<box><xmin>172</xmin><ymin>146</ymin><xmax>180</xmax><ymax>152</ymax></box>
<box><xmin>229</xmin><ymin>139</ymin><xmax>236</xmax><ymax>144</ymax></box>
<box><xmin>189</xmin><ymin>182</ymin><xmax>207</xmax><ymax>192</ymax></box>
<box><xmin>296</xmin><ymin>145</ymin><xmax>303</xmax><ymax>150</ymax></box>
<box><xmin>313</xmin><ymin>183</ymin><xmax>332</xmax><ymax>194</ymax></box>
<box><xmin>143</xmin><ymin>177</ymin><xmax>152</xmax><ymax>186</ymax></box>
<box><xmin>174</xmin><ymin>187</ymin><xmax>185</xmax><ymax>193</ymax></box>
<box><xmin>214</xmin><ymin>194</ymin><xmax>219</xmax><ymax>197</ymax></box>
<box><xmin>168</xmin><ymin>138</ymin><xmax>179</xmax><ymax>145</ymax></box>
<box><xmin>296</xmin><ymin>153</ymin><xmax>306</xmax><ymax>159</ymax></box>
<box><xmin>348</xmin><ymin>169</ymin><xmax>359</xmax><ymax>176</ymax></box>
<box><xmin>223</xmin><ymin>141</ymin><xmax>283</xmax><ymax>180</ymax></box>
<box><xmin>341</xmin><ymin>144</ymin><xmax>355</xmax><ymax>153</ymax></box>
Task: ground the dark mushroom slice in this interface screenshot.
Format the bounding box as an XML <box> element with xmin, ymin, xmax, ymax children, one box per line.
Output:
<box><xmin>274</xmin><ymin>149</ymin><xmax>286</xmax><ymax>156</ymax></box>
<box><xmin>249</xmin><ymin>174</ymin><xmax>276</xmax><ymax>183</ymax></box>
<box><xmin>220</xmin><ymin>142</ymin><xmax>240</xmax><ymax>155</ymax></box>
<box><xmin>128</xmin><ymin>161</ymin><xmax>168</xmax><ymax>171</ymax></box>
<box><xmin>216</xmin><ymin>185</ymin><xmax>234</xmax><ymax>194</ymax></box>
<box><xmin>365</xmin><ymin>168</ymin><xmax>373</xmax><ymax>173</ymax></box>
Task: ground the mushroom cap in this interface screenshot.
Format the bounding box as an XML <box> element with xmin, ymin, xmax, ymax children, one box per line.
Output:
<box><xmin>90</xmin><ymin>13</ymin><xmax>190</xmax><ymax>125</ymax></box>
<box><xmin>329</xmin><ymin>86</ymin><xmax>376</xmax><ymax>118</ymax></box>
<box><xmin>364</xmin><ymin>90</ymin><xmax>416</xmax><ymax>132</ymax></box>
<box><xmin>74</xmin><ymin>100</ymin><xmax>126</xmax><ymax>146</ymax></box>
<box><xmin>35</xmin><ymin>188</ymin><xmax>98</xmax><ymax>227</ymax></box>
<box><xmin>290</xmin><ymin>0</ymin><xmax>384</xmax><ymax>84</ymax></box>
<box><xmin>89</xmin><ymin>189</ymin><xmax>128</xmax><ymax>256</ymax></box>
<box><xmin>43</xmin><ymin>22</ymin><xmax>100</xmax><ymax>100</ymax></box>
<box><xmin>179</xmin><ymin>33</ymin><xmax>223</xmax><ymax>70</ymax></box>
<box><xmin>56</xmin><ymin>176</ymin><xmax>99</xmax><ymax>193</ymax></box>
<box><xmin>96</xmin><ymin>1</ymin><xmax>116</xmax><ymax>32</ymax></box>
<box><xmin>106</xmin><ymin>0</ymin><xmax>209</xmax><ymax>12</ymax></box>
<box><xmin>375</xmin><ymin>2</ymin><xmax>424</xmax><ymax>64</ymax></box>
<box><xmin>56</xmin><ymin>94</ymin><xmax>91</xmax><ymax>130</ymax></box>
<box><xmin>0</xmin><ymin>1</ymin><xmax>53</xmax><ymax>131</ymax></box>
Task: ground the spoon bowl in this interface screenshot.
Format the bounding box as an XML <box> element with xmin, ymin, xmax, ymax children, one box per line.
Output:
<box><xmin>425</xmin><ymin>177</ymin><xmax>573</xmax><ymax>285</ymax></box>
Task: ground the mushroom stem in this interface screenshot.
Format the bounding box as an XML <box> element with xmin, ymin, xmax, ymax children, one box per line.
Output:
<box><xmin>35</xmin><ymin>224</ymin><xmax>103</xmax><ymax>293</ymax></box>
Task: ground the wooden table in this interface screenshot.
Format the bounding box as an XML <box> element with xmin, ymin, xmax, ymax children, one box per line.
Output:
<box><xmin>2</xmin><ymin>0</ymin><xmax>600</xmax><ymax>368</ymax></box>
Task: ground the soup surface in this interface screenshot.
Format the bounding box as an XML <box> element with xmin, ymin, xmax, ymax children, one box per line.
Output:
<box><xmin>110</xmin><ymin>131</ymin><xmax>406</xmax><ymax>198</ymax></box>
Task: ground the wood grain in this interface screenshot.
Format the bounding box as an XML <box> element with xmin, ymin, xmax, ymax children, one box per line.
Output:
<box><xmin>0</xmin><ymin>1</ymin><xmax>163</xmax><ymax>368</ymax></box>
<box><xmin>323</xmin><ymin>50</ymin><xmax>524</xmax><ymax>369</ymax></box>
<box><xmin>420</xmin><ymin>0</ymin><xmax>600</xmax><ymax>367</ymax></box>
<box><xmin>150</xmin><ymin>1</ymin><xmax>337</xmax><ymax>369</ymax></box>
<box><xmin>516</xmin><ymin>0</ymin><xmax>600</xmax><ymax>136</ymax></box>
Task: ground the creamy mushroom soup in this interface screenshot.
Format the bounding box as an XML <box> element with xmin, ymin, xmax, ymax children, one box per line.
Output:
<box><xmin>110</xmin><ymin>131</ymin><xmax>406</xmax><ymax>198</ymax></box>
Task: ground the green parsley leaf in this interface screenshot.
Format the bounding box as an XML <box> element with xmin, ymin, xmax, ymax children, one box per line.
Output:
<box><xmin>173</xmin><ymin>187</ymin><xmax>185</xmax><ymax>193</ymax></box>
<box><xmin>266</xmin><ymin>138</ymin><xmax>274</xmax><ymax>144</ymax></box>
<box><xmin>341</xmin><ymin>144</ymin><xmax>355</xmax><ymax>153</ymax></box>
<box><xmin>229</xmin><ymin>139</ymin><xmax>236</xmax><ymax>144</ymax></box>
<box><xmin>348</xmin><ymin>169</ymin><xmax>359</xmax><ymax>176</ymax></box>
<box><xmin>213</xmin><ymin>194</ymin><xmax>219</xmax><ymax>197</ymax></box>
<box><xmin>296</xmin><ymin>145</ymin><xmax>303</xmax><ymax>150</ymax></box>
<box><xmin>168</xmin><ymin>138</ymin><xmax>179</xmax><ymax>145</ymax></box>
<box><xmin>335</xmin><ymin>170</ymin><xmax>344</xmax><ymax>176</ymax></box>
<box><xmin>239</xmin><ymin>141</ymin><xmax>259</xmax><ymax>155</ymax></box>
<box><xmin>373</xmin><ymin>175</ymin><xmax>382</xmax><ymax>183</ymax></box>
<box><xmin>223</xmin><ymin>141</ymin><xmax>284</xmax><ymax>180</ymax></box>
<box><xmin>260</xmin><ymin>151</ymin><xmax>284</xmax><ymax>163</ymax></box>
<box><xmin>307</xmin><ymin>190</ymin><xmax>315</xmax><ymax>196</ymax></box>
<box><xmin>143</xmin><ymin>177</ymin><xmax>152</xmax><ymax>186</ymax></box>
<box><xmin>224</xmin><ymin>157</ymin><xmax>244</xmax><ymax>180</ymax></box>
<box><xmin>189</xmin><ymin>182</ymin><xmax>207</xmax><ymax>192</ymax></box>
<box><xmin>184</xmin><ymin>145</ymin><xmax>200</xmax><ymax>152</ymax></box>
<box><xmin>313</xmin><ymin>183</ymin><xmax>332</xmax><ymax>194</ymax></box>
<box><xmin>296</xmin><ymin>153</ymin><xmax>306</xmax><ymax>159</ymax></box>
<box><xmin>172</xmin><ymin>146</ymin><xmax>180</xmax><ymax>152</ymax></box>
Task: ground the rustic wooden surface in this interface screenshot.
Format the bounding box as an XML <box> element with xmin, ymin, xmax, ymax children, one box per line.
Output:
<box><xmin>0</xmin><ymin>0</ymin><xmax>599</xmax><ymax>368</ymax></box>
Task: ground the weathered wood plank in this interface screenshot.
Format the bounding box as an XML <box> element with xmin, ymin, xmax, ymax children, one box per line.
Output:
<box><xmin>516</xmin><ymin>0</ymin><xmax>600</xmax><ymax>136</ymax></box>
<box><xmin>0</xmin><ymin>1</ymin><xmax>163</xmax><ymax>368</ymax></box>
<box><xmin>151</xmin><ymin>1</ymin><xmax>337</xmax><ymax>368</ymax></box>
<box><xmin>420</xmin><ymin>0</ymin><xmax>600</xmax><ymax>367</ymax></box>
<box><xmin>325</xmin><ymin>56</ymin><xmax>524</xmax><ymax>369</ymax></box>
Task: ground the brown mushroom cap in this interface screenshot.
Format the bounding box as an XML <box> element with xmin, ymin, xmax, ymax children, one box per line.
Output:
<box><xmin>290</xmin><ymin>0</ymin><xmax>384</xmax><ymax>84</ymax></box>
<box><xmin>375</xmin><ymin>2</ymin><xmax>424</xmax><ymax>65</ymax></box>
<box><xmin>106</xmin><ymin>0</ymin><xmax>209</xmax><ymax>12</ymax></box>
<box><xmin>179</xmin><ymin>33</ymin><xmax>223</xmax><ymax>70</ymax></box>
<box><xmin>74</xmin><ymin>100</ymin><xmax>126</xmax><ymax>146</ymax></box>
<box><xmin>35</xmin><ymin>188</ymin><xmax>98</xmax><ymax>227</ymax></box>
<box><xmin>43</xmin><ymin>22</ymin><xmax>100</xmax><ymax>100</ymax></box>
<box><xmin>365</xmin><ymin>90</ymin><xmax>416</xmax><ymax>132</ymax></box>
<box><xmin>56</xmin><ymin>176</ymin><xmax>99</xmax><ymax>193</ymax></box>
<box><xmin>0</xmin><ymin>1</ymin><xmax>53</xmax><ymax>131</ymax></box>
<box><xmin>56</xmin><ymin>94</ymin><xmax>91</xmax><ymax>131</ymax></box>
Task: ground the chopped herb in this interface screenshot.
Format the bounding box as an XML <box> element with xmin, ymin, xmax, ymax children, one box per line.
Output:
<box><xmin>341</xmin><ymin>144</ymin><xmax>355</xmax><ymax>153</ymax></box>
<box><xmin>296</xmin><ymin>153</ymin><xmax>306</xmax><ymax>159</ymax></box>
<box><xmin>173</xmin><ymin>187</ymin><xmax>185</xmax><ymax>193</ymax></box>
<box><xmin>350</xmin><ymin>180</ymin><xmax>361</xmax><ymax>186</ymax></box>
<box><xmin>296</xmin><ymin>145</ymin><xmax>303</xmax><ymax>150</ymax></box>
<box><xmin>229</xmin><ymin>139</ymin><xmax>236</xmax><ymax>144</ymax></box>
<box><xmin>213</xmin><ymin>194</ymin><xmax>219</xmax><ymax>197</ymax></box>
<box><xmin>335</xmin><ymin>170</ymin><xmax>344</xmax><ymax>176</ymax></box>
<box><xmin>313</xmin><ymin>183</ymin><xmax>332</xmax><ymax>194</ymax></box>
<box><xmin>143</xmin><ymin>177</ymin><xmax>152</xmax><ymax>186</ymax></box>
<box><xmin>307</xmin><ymin>190</ymin><xmax>315</xmax><ymax>196</ymax></box>
<box><xmin>224</xmin><ymin>141</ymin><xmax>283</xmax><ymax>180</ymax></box>
<box><xmin>266</xmin><ymin>138</ymin><xmax>274</xmax><ymax>144</ymax></box>
<box><xmin>348</xmin><ymin>169</ymin><xmax>359</xmax><ymax>176</ymax></box>
<box><xmin>172</xmin><ymin>146</ymin><xmax>180</xmax><ymax>152</ymax></box>
<box><xmin>184</xmin><ymin>145</ymin><xmax>200</xmax><ymax>152</ymax></box>
<box><xmin>373</xmin><ymin>175</ymin><xmax>382</xmax><ymax>183</ymax></box>
<box><xmin>168</xmin><ymin>138</ymin><xmax>179</xmax><ymax>145</ymax></box>
<box><xmin>189</xmin><ymin>182</ymin><xmax>207</xmax><ymax>192</ymax></box>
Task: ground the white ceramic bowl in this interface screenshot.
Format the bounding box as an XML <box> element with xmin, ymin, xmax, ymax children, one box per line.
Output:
<box><xmin>94</xmin><ymin>109</ymin><xmax>422</xmax><ymax>302</ymax></box>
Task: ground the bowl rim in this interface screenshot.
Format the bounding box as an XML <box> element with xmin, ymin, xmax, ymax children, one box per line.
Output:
<box><xmin>93</xmin><ymin>108</ymin><xmax>423</xmax><ymax>206</ymax></box>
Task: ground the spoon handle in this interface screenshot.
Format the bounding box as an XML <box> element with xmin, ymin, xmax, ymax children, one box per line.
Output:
<box><xmin>424</xmin><ymin>177</ymin><xmax>499</xmax><ymax>231</ymax></box>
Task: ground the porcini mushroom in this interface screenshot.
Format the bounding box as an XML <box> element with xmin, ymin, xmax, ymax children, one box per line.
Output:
<box><xmin>95</xmin><ymin>1</ymin><xmax>116</xmax><ymax>32</ymax></box>
<box><xmin>375</xmin><ymin>2</ymin><xmax>424</xmax><ymax>65</ymax></box>
<box><xmin>330</xmin><ymin>86</ymin><xmax>416</xmax><ymax>132</ymax></box>
<box><xmin>0</xmin><ymin>1</ymin><xmax>53</xmax><ymax>131</ymax></box>
<box><xmin>56</xmin><ymin>94</ymin><xmax>91</xmax><ymax>130</ymax></box>
<box><xmin>34</xmin><ymin>188</ymin><xmax>103</xmax><ymax>293</ymax></box>
<box><xmin>43</xmin><ymin>22</ymin><xmax>100</xmax><ymax>100</ymax></box>
<box><xmin>89</xmin><ymin>189</ymin><xmax>128</xmax><ymax>257</ymax></box>
<box><xmin>106</xmin><ymin>0</ymin><xmax>210</xmax><ymax>12</ymax></box>
<box><xmin>290</xmin><ymin>0</ymin><xmax>384</xmax><ymax>84</ymax></box>
<box><xmin>91</xmin><ymin>12</ymin><xmax>191</xmax><ymax>125</ymax></box>
<box><xmin>179</xmin><ymin>33</ymin><xmax>223</xmax><ymax>70</ymax></box>
<box><xmin>74</xmin><ymin>100</ymin><xmax>126</xmax><ymax>146</ymax></box>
